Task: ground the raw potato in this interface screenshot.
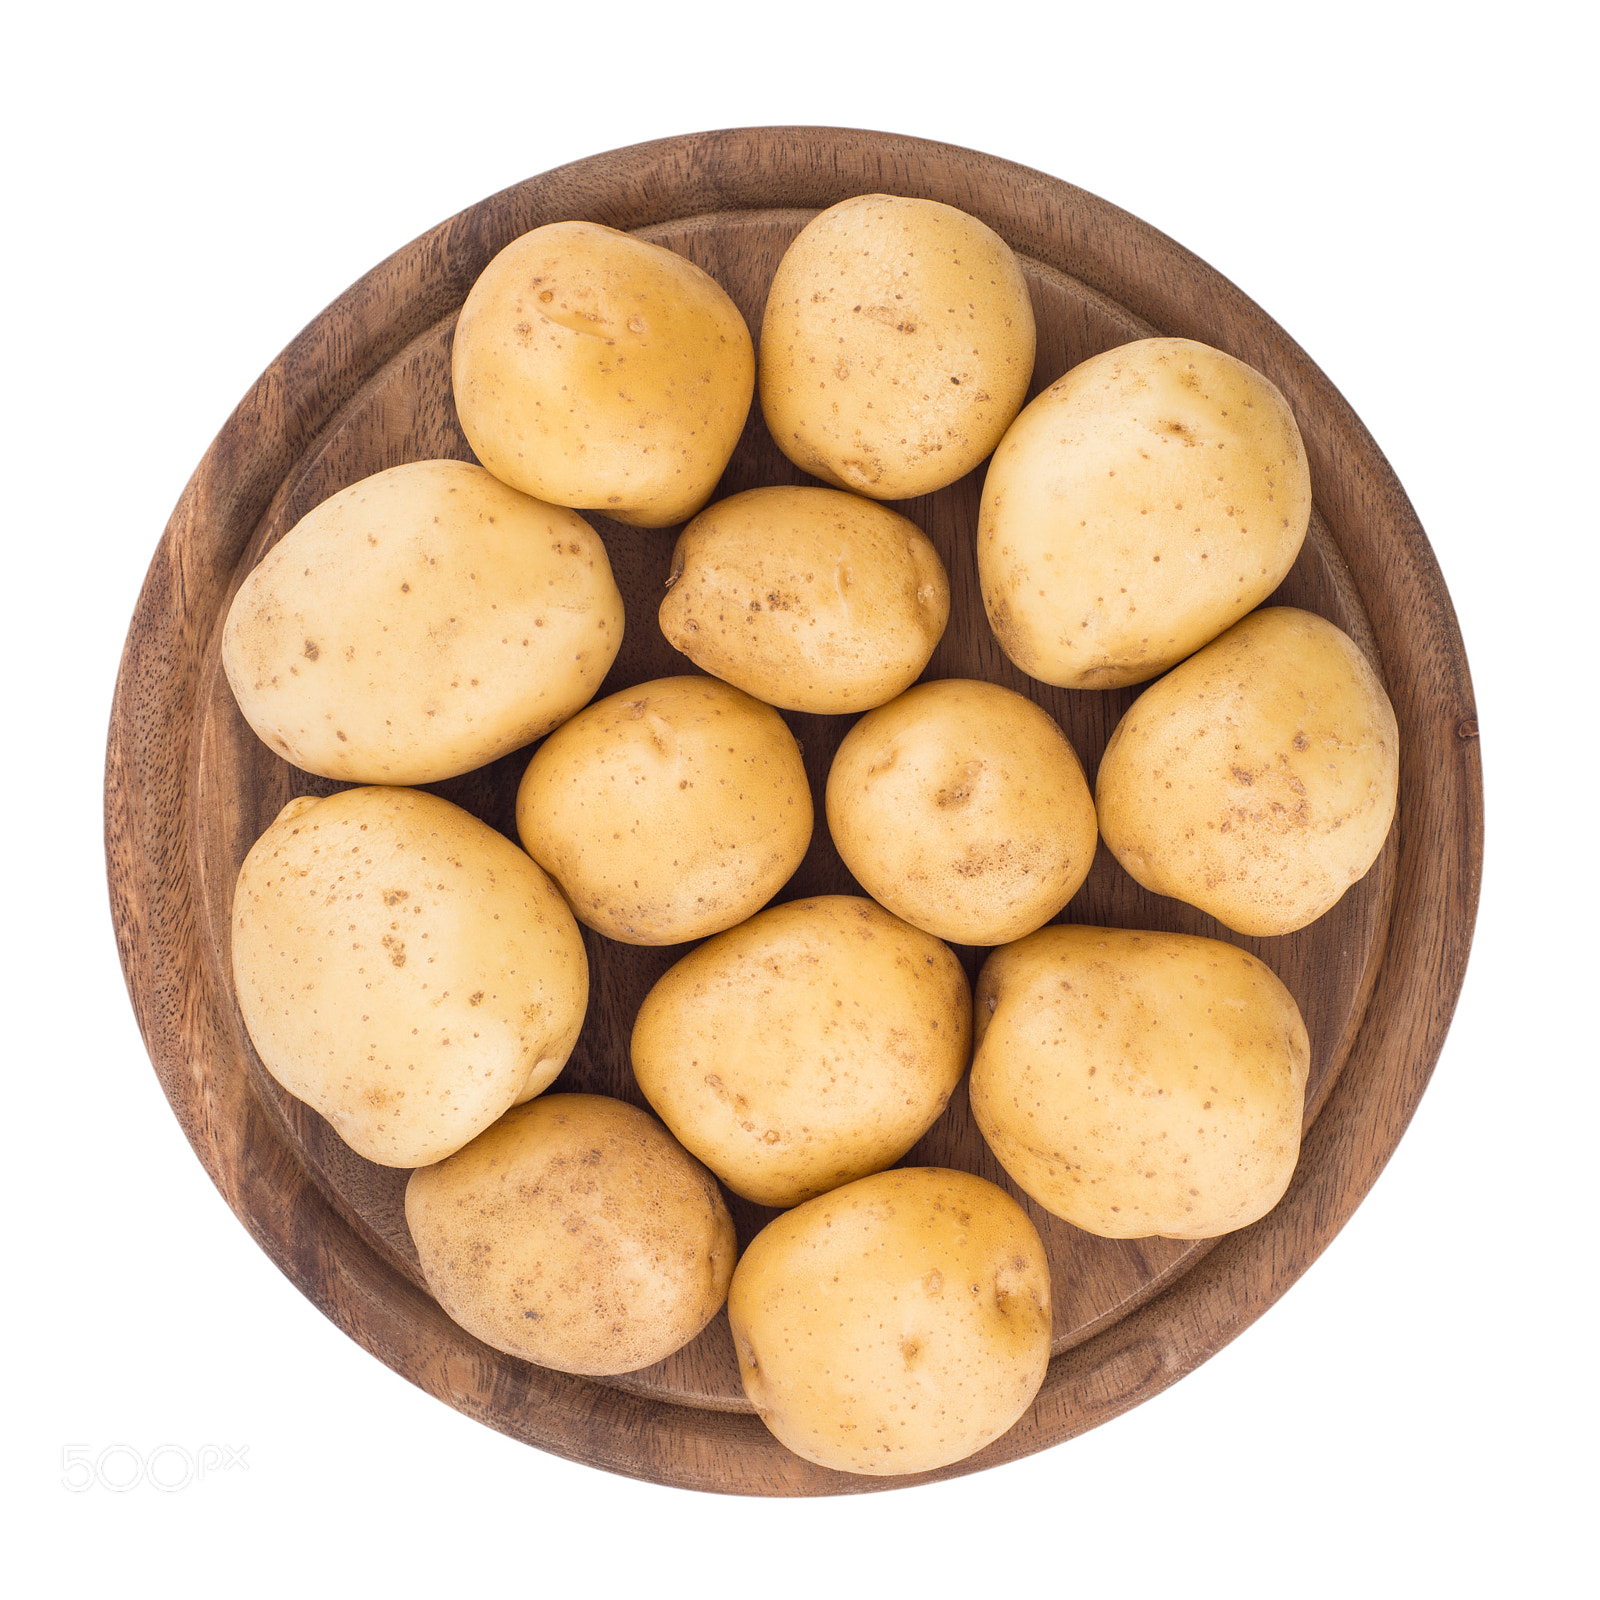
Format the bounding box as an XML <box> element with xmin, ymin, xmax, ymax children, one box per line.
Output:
<box><xmin>826</xmin><ymin>679</ymin><xmax>1097</xmax><ymax>945</ymax></box>
<box><xmin>406</xmin><ymin>1095</ymin><xmax>736</xmax><ymax>1376</ymax></box>
<box><xmin>451</xmin><ymin>221</ymin><xmax>754</xmax><ymax>528</ymax></box>
<box><xmin>631</xmin><ymin>896</ymin><xmax>971</xmax><ymax>1207</ymax></box>
<box><xmin>231</xmin><ymin>787</ymin><xmax>588</xmax><ymax>1167</ymax></box>
<box><xmin>759</xmin><ymin>195</ymin><xmax>1035</xmax><ymax>500</ymax></box>
<box><xmin>728</xmin><ymin>1168</ymin><xmax>1052</xmax><ymax>1476</ymax></box>
<box><xmin>979</xmin><ymin>337</ymin><xmax>1311</xmax><ymax>689</ymax></box>
<box><xmin>515</xmin><ymin>675</ymin><xmax>812</xmax><ymax>944</ymax></box>
<box><xmin>222</xmin><ymin>460</ymin><xmax>624</xmax><ymax>784</ymax></box>
<box><xmin>1095</xmin><ymin>606</ymin><xmax>1399</xmax><ymax>935</ymax></box>
<box><xmin>971</xmin><ymin>926</ymin><xmax>1310</xmax><ymax>1239</ymax></box>
<box><xmin>659</xmin><ymin>486</ymin><xmax>950</xmax><ymax>713</ymax></box>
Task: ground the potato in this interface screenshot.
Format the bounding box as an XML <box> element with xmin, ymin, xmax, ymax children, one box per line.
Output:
<box><xmin>1095</xmin><ymin>606</ymin><xmax>1399</xmax><ymax>935</ymax></box>
<box><xmin>406</xmin><ymin>1094</ymin><xmax>736</xmax><ymax>1376</ymax></box>
<box><xmin>978</xmin><ymin>337</ymin><xmax>1311</xmax><ymax>689</ymax></box>
<box><xmin>970</xmin><ymin>926</ymin><xmax>1309</xmax><ymax>1239</ymax></box>
<box><xmin>826</xmin><ymin>679</ymin><xmax>1097</xmax><ymax>945</ymax></box>
<box><xmin>631</xmin><ymin>896</ymin><xmax>970</xmax><ymax>1207</ymax></box>
<box><xmin>759</xmin><ymin>195</ymin><xmax>1035</xmax><ymax>499</ymax></box>
<box><xmin>728</xmin><ymin>1167</ymin><xmax>1052</xmax><ymax>1476</ymax></box>
<box><xmin>231</xmin><ymin>787</ymin><xmax>588</xmax><ymax>1167</ymax></box>
<box><xmin>658</xmin><ymin>486</ymin><xmax>949</xmax><ymax>713</ymax></box>
<box><xmin>221</xmin><ymin>460</ymin><xmax>623</xmax><ymax>784</ymax></box>
<box><xmin>451</xmin><ymin>221</ymin><xmax>754</xmax><ymax>529</ymax></box>
<box><xmin>515</xmin><ymin>675</ymin><xmax>812</xmax><ymax>944</ymax></box>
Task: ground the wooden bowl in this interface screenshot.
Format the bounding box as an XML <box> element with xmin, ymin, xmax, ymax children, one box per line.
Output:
<box><xmin>105</xmin><ymin>128</ymin><xmax>1482</xmax><ymax>1494</ymax></box>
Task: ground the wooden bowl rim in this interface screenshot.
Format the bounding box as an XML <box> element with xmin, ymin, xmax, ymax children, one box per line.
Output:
<box><xmin>104</xmin><ymin>126</ymin><xmax>1483</xmax><ymax>1495</ymax></box>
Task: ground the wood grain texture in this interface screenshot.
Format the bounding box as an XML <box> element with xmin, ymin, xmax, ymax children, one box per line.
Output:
<box><xmin>106</xmin><ymin>128</ymin><xmax>1482</xmax><ymax>1494</ymax></box>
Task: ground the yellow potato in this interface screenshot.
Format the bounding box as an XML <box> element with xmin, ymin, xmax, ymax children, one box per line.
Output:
<box><xmin>406</xmin><ymin>1094</ymin><xmax>736</xmax><ymax>1376</ymax></box>
<box><xmin>759</xmin><ymin>195</ymin><xmax>1035</xmax><ymax>499</ymax></box>
<box><xmin>631</xmin><ymin>896</ymin><xmax>971</xmax><ymax>1207</ymax></box>
<box><xmin>971</xmin><ymin>926</ymin><xmax>1310</xmax><ymax>1239</ymax></box>
<box><xmin>231</xmin><ymin>787</ymin><xmax>588</xmax><ymax>1167</ymax></box>
<box><xmin>728</xmin><ymin>1167</ymin><xmax>1052</xmax><ymax>1476</ymax></box>
<box><xmin>979</xmin><ymin>337</ymin><xmax>1311</xmax><ymax>689</ymax></box>
<box><xmin>515</xmin><ymin>675</ymin><xmax>812</xmax><ymax>944</ymax></box>
<box><xmin>451</xmin><ymin>221</ymin><xmax>754</xmax><ymax>528</ymax></box>
<box><xmin>826</xmin><ymin>679</ymin><xmax>1097</xmax><ymax>945</ymax></box>
<box><xmin>221</xmin><ymin>460</ymin><xmax>623</xmax><ymax>784</ymax></box>
<box><xmin>1095</xmin><ymin>606</ymin><xmax>1399</xmax><ymax>935</ymax></box>
<box><xmin>659</xmin><ymin>486</ymin><xmax>949</xmax><ymax>713</ymax></box>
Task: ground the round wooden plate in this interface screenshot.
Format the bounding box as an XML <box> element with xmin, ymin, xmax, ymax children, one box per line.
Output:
<box><xmin>105</xmin><ymin>128</ymin><xmax>1482</xmax><ymax>1495</ymax></box>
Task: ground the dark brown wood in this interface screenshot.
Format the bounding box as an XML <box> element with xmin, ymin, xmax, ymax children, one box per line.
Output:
<box><xmin>105</xmin><ymin>128</ymin><xmax>1482</xmax><ymax>1494</ymax></box>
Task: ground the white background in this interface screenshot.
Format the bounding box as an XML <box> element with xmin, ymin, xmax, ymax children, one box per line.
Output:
<box><xmin>5</xmin><ymin>3</ymin><xmax>1593</xmax><ymax>1594</ymax></box>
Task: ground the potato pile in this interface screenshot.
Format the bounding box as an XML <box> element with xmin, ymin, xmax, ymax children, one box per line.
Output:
<box><xmin>222</xmin><ymin>197</ymin><xmax>1398</xmax><ymax>1478</ymax></box>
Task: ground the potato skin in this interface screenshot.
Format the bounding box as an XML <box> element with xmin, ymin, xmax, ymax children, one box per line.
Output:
<box><xmin>978</xmin><ymin>338</ymin><xmax>1311</xmax><ymax>689</ymax></box>
<box><xmin>1095</xmin><ymin>606</ymin><xmax>1399</xmax><ymax>935</ymax></box>
<box><xmin>515</xmin><ymin>675</ymin><xmax>812</xmax><ymax>945</ymax></box>
<box><xmin>759</xmin><ymin>195</ymin><xmax>1035</xmax><ymax>500</ymax></box>
<box><xmin>826</xmin><ymin>679</ymin><xmax>1097</xmax><ymax>945</ymax></box>
<box><xmin>451</xmin><ymin>222</ymin><xmax>754</xmax><ymax>529</ymax></box>
<box><xmin>970</xmin><ymin>926</ymin><xmax>1310</xmax><ymax>1239</ymax></box>
<box><xmin>406</xmin><ymin>1095</ymin><xmax>736</xmax><ymax>1376</ymax></box>
<box><xmin>231</xmin><ymin>787</ymin><xmax>588</xmax><ymax>1167</ymax></box>
<box><xmin>659</xmin><ymin>486</ymin><xmax>950</xmax><ymax>713</ymax></box>
<box><xmin>728</xmin><ymin>1168</ymin><xmax>1052</xmax><ymax>1476</ymax></box>
<box><xmin>221</xmin><ymin>460</ymin><xmax>623</xmax><ymax>784</ymax></box>
<box><xmin>631</xmin><ymin>896</ymin><xmax>971</xmax><ymax>1207</ymax></box>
